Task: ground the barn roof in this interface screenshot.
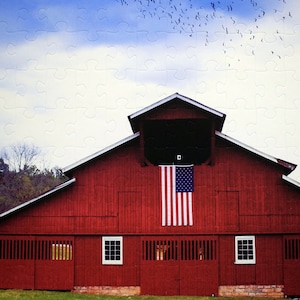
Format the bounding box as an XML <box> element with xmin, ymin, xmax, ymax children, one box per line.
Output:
<box><xmin>62</xmin><ymin>130</ymin><xmax>298</xmax><ymax>176</ymax></box>
<box><xmin>0</xmin><ymin>178</ymin><xmax>76</xmax><ymax>218</ymax></box>
<box><xmin>1</xmin><ymin>93</ymin><xmax>299</xmax><ymax>219</ymax></box>
<box><xmin>128</xmin><ymin>93</ymin><xmax>226</xmax><ymax>133</ymax></box>
<box><xmin>282</xmin><ymin>174</ymin><xmax>300</xmax><ymax>188</ymax></box>
<box><xmin>62</xmin><ymin>93</ymin><xmax>298</xmax><ymax>180</ymax></box>
<box><xmin>63</xmin><ymin>132</ymin><xmax>140</xmax><ymax>173</ymax></box>
<box><xmin>216</xmin><ymin>131</ymin><xmax>297</xmax><ymax>173</ymax></box>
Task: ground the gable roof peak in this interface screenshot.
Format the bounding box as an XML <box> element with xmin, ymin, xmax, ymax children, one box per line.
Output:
<box><xmin>128</xmin><ymin>92</ymin><xmax>226</xmax><ymax>133</ymax></box>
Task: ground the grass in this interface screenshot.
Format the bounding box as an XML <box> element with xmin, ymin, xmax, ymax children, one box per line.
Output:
<box><xmin>0</xmin><ymin>290</ymin><xmax>99</xmax><ymax>300</ymax></box>
<box><xmin>0</xmin><ymin>290</ymin><xmax>282</xmax><ymax>300</ymax></box>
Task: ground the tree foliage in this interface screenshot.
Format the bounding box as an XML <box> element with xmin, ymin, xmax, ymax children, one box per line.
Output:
<box><xmin>0</xmin><ymin>143</ymin><xmax>67</xmax><ymax>214</ymax></box>
<box><xmin>1</xmin><ymin>142</ymin><xmax>41</xmax><ymax>172</ymax></box>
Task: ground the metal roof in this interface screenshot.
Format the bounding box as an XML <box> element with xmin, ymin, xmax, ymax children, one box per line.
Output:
<box><xmin>2</xmin><ymin>95</ymin><xmax>299</xmax><ymax>220</ymax></box>
<box><xmin>216</xmin><ymin>131</ymin><xmax>297</xmax><ymax>172</ymax></box>
<box><xmin>128</xmin><ymin>93</ymin><xmax>226</xmax><ymax>132</ymax></box>
<box><xmin>64</xmin><ymin>93</ymin><xmax>225</xmax><ymax>174</ymax></box>
<box><xmin>63</xmin><ymin>132</ymin><xmax>140</xmax><ymax>173</ymax></box>
<box><xmin>0</xmin><ymin>178</ymin><xmax>76</xmax><ymax>218</ymax></box>
<box><xmin>282</xmin><ymin>175</ymin><xmax>300</xmax><ymax>188</ymax></box>
<box><xmin>129</xmin><ymin>93</ymin><xmax>225</xmax><ymax>119</ymax></box>
<box><xmin>1</xmin><ymin>129</ymin><xmax>299</xmax><ymax>220</ymax></box>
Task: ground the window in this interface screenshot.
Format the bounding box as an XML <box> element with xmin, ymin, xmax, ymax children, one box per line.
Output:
<box><xmin>142</xmin><ymin>239</ymin><xmax>178</xmax><ymax>261</ymax></box>
<box><xmin>52</xmin><ymin>242</ymin><xmax>73</xmax><ymax>260</ymax></box>
<box><xmin>235</xmin><ymin>236</ymin><xmax>256</xmax><ymax>264</ymax></box>
<box><xmin>181</xmin><ymin>239</ymin><xmax>216</xmax><ymax>261</ymax></box>
<box><xmin>102</xmin><ymin>236</ymin><xmax>123</xmax><ymax>265</ymax></box>
<box><xmin>285</xmin><ymin>238</ymin><xmax>300</xmax><ymax>260</ymax></box>
<box><xmin>142</xmin><ymin>238</ymin><xmax>217</xmax><ymax>261</ymax></box>
<box><xmin>0</xmin><ymin>239</ymin><xmax>73</xmax><ymax>261</ymax></box>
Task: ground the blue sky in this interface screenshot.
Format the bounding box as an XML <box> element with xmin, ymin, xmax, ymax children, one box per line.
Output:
<box><xmin>1</xmin><ymin>0</ymin><xmax>300</xmax><ymax>180</ymax></box>
<box><xmin>0</xmin><ymin>0</ymin><xmax>288</xmax><ymax>45</ymax></box>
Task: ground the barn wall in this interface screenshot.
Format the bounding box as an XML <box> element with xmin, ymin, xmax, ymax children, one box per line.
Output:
<box><xmin>0</xmin><ymin>235</ymin><xmax>74</xmax><ymax>290</ymax></box>
<box><xmin>283</xmin><ymin>235</ymin><xmax>300</xmax><ymax>296</ymax></box>
<box><xmin>0</xmin><ymin>260</ymin><xmax>34</xmax><ymax>289</ymax></box>
<box><xmin>0</xmin><ymin>135</ymin><xmax>299</xmax><ymax>295</ymax></box>
<box><xmin>0</xmin><ymin>138</ymin><xmax>300</xmax><ymax>236</ymax></box>
<box><xmin>219</xmin><ymin>235</ymin><xmax>283</xmax><ymax>286</ymax></box>
<box><xmin>74</xmin><ymin>235</ymin><xmax>140</xmax><ymax>287</ymax></box>
<box><xmin>1</xmin><ymin>233</ymin><xmax>298</xmax><ymax>296</ymax></box>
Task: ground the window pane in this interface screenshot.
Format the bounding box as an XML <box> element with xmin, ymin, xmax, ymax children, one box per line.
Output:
<box><xmin>235</xmin><ymin>236</ymin><xmax>255</xmax><ymax>264</ymax></box>
<box><xmin>102</xmin><ymin>237</ymin><xmax>123</xmax><ymax>265</ymax></box>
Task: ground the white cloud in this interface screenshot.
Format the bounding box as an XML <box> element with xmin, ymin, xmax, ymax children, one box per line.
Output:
<box><xmin>0</xmin><ymin>1</ymin><xmax>300</xmax><ymax>180</ymax></box>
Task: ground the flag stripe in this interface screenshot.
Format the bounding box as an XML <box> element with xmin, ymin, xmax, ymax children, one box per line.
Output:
<box><xmin>160</xmin><ymin>165</ymin><xmax>194</xmax><ymax>226</ymax></box>
<box><xmin>188</xmin><ymin>192</ymin><xmax>193</xmax><ymax>225</ymax></box>
<box><xmin>166</xmin><ymin>166</ymin><xmax>171</xmax><ymax>226</ymax></box>
<box><xmin>178</xmin><ymin>193</ymin><xmax>182</xmax><ymax>226</ymax></box>
<box><xmin>172</xmin><ymin>166</ymin><xmax>177</xmax><ymax>226</ymax></box>
<box><xmin>161</xmin><ymin>165</ymin><xmax>166</xmax><ymax>226</ymax></box>
<box><xmin>183</xmin><ymin>193</ymin><xmax>187</xmax><ymax>226</ymax></box>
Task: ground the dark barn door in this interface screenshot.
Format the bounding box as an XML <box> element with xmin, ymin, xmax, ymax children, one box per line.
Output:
<box><xmin>141</xmin><ymin>236</ymin><xmax>218</xmax><ymax>296</ymax></box>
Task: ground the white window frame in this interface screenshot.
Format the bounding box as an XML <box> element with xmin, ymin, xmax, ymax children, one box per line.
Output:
<box><xmin>102</xmin><ymin>236</ymin><xmax>123</xmax><ymax>265</ymax></box>
<box><xmin>235</xmin><ymin>235</ymin><xmax>256</xmax><ymax>264</ymax></box>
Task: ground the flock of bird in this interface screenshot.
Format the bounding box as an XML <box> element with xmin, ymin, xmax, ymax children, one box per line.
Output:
<box><xmin>118</xmin><ymin>0</ymin><xmax>292</xmax><ymax>60</ymax></box>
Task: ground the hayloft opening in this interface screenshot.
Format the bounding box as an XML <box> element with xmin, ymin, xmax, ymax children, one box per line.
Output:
<box><xmin>143</xmin><ymin>119</ymin><xmax>211</xmax><ymax>165</ymax></box>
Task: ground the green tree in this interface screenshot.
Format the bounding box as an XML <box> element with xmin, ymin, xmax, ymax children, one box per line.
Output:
<box><xmin>0</xmin><ymin>143</ymin><xmax>68</xmax><ymax>214</ymax></box>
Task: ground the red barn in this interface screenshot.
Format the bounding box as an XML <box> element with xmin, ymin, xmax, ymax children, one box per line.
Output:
<box><xmin>0</xmin><ymin>93</ymin><xmax>300</xmax><ymax>297</ymax></box>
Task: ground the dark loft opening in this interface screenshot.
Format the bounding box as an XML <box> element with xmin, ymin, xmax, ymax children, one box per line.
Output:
<box><xmin>143</xmin><ymin>119</ymin><xmax>211</xmax><ymax>165</ymax></box>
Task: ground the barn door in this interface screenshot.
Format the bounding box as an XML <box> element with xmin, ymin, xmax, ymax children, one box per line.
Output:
<box><xmin>141</xmin><ymin>237</ymin><xmax>179</xmax><ymax>295</ymax></box>
<box><xmin>283</xmin><ymin>236</ymin><xmax>300</xmax><ymax>296</ymax></box>
<box><xmin>0</xmin><ymin>236</ymin><xmax>35</xmax><ymax>289</ymax></box>
<box><xmin>34</xmin><ymin>236</ymin><xmax>74</xmax><ymax>290</ymax></box>
<box><xmin>141</xmin><ymin>236</ymin><xmax>218</xmax><ymax>296</ymax></box>
<box><xmin>179</xmin><ymin>237</ymin><xmax>218</xmax><ymax>296</ymax></box>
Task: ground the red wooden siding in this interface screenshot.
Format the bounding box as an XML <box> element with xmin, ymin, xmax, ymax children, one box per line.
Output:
<box><xmin>0</xmin><ymin>236</ymin><xmax>74</xmax><ymax>290</ymax></box>
<box><xmin>0</xmin><ymin>138</ymin><xmax>300</xmax><ymax>236</ymax></box>
<box><xmin>219</xmin><ymin>235</ymin><xmax>283</xmax><ymax>286</ymax></box>
<box><xmin>74</xmin><ymin>236</ymin><xmax>140</xmax><ymax>287</ymax></box>
<box><xmin>141</xmin><ymin>236</ymin><xmax>218</xmax><ymax>296</ymax></box>
<box><xmin>256</xmin><ymin>235</ymin><xmax>283</xmax><ymax>284</ymax></box>
<box><xmin>216</xmin><ymin>191</ymin><xmax>239</xmax><ymax>232</ymax></box>
<box><xmin>34</xmin><ymin>236</ymin><xmax>74</xmax><ymax>290</ymax></box>
<box><xmin>283</xmin><ymin>235</ymin><xmax>300</xmax><ymax>296</ymax></box>
<box><xmin>0</xmin><ymin>125</ymin><xmax>299</xmax><ymax>295</ymax></box>
<box><xmin>130</xmin><ymin>100</ymin><xmax>215</xmax><ymax>128</ymax></box>
<box><xmin>74</xmin><ymin>236</ymin><xmax>100</xmax><ymax>286</ymax></box>
<box><xmin>0</xmin><ymin>236</ymin><xmax>35</xmax><ymax>289</ymax></box>
<box><xmin>118</xmin><ymin>192</ymin><xmax>142</xmax><ymax>233</ymax></box>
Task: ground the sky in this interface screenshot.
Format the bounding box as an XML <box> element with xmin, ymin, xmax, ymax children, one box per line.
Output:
<box><xmin>1</xmin><ymin>0</ymin><xmax>300</xmax><ymax>180</ymax></box>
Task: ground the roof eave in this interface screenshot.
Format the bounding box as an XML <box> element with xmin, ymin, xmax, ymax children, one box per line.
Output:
<box><xmin>63</xmin><ymin>132</ymin><xmax>140</xmax><ymax>174</ymax></box>
<box><xmin>0</xmin><ymin>178</ymin><xmax>76</xmax><ymax>219</ymax></box>
<box><xmin>128</xmin><ymin>93</ymin><xmax>226</xmax><ymax>132</ymax></box>
<box><xmin>216</xmin><ymin>131</ymin><xmax>297</xmax><ymax>172</ymax></box>
<box><xmin>282</xmin><ymin>175</ymin><xmax>300</xmax><ymax>188</ymax></box>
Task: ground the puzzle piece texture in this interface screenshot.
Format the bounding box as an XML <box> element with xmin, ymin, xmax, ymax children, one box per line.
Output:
<box><xmin>0</xmin><ymin>0</ymin><xmax>299</xmax><ymax>180</ymax></box>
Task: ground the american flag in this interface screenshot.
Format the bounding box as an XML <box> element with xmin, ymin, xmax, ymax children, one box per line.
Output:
<box><xmin>160</xmin><ymin>165</ymin><xmax>194</xmax><ymax>226</ymax></box>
